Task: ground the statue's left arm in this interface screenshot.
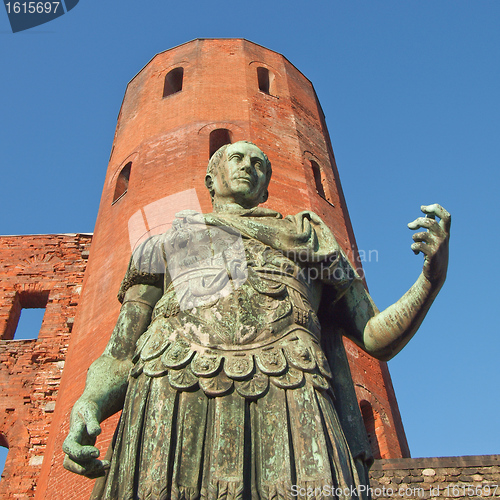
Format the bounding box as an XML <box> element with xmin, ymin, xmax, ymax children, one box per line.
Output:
<box><xmin>338</xmin><ymin>204</ymin><xmax>451</xmax><ymax>361</ymax></box>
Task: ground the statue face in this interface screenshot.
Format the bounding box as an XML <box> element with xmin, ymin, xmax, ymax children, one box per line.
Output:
<box><xmin>211</xmin><ymin>142</ymin><xmax>269</xmax><ymax>208</ymax></box>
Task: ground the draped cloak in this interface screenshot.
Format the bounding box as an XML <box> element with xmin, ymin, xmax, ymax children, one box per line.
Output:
<box><xmin>91</xmin><ymin>208</ymin><xmax>373</xmax><ymax>500</ymax></box>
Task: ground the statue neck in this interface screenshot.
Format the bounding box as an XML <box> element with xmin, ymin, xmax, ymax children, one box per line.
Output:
<box><xmin>212</xmin><ymin>201</ymin><xmax>258</xmax><ymax>214</ymax></box>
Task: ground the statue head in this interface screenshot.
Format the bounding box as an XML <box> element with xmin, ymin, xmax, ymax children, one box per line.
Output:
<box><xmin>205</xmin><ymin>141</ymin><xmax>272</xmax><ymax>210</ymax></box>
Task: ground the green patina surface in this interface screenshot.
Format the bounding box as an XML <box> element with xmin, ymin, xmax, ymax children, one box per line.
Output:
<box><xmin>63</xmin><ymin>142</ymin><xmax>450</xmax><ymax>499</ymax></box>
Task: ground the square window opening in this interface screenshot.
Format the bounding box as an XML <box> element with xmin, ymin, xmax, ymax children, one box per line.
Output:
<box><xmin>2</xmin><ymin>290</ymin><xmax>49</xmax><ymax>341</ymax></box>
<box><xmin>15</xmin><ymin>307</ymin><xmax>46</xmax><ymax>341</ymax></box>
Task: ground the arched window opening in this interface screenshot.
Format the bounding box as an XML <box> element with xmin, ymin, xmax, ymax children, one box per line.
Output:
<box><xmin>163</xmin><ymin>67</ymin><xmax>184</xmax><ymax>98</ymax></box>
<box><xmin>360</xmin><ymin>401</ymin><xmax>381</xmax><ymax>459</ymax></box>
<box><xmin>257</xmin><ymin>67</ymin><xmax>270</xmax><ymax>94</ymax></box>
<box><xmin>311</xmin><ymin>160</ymin><xmax>326</xmax><ymax>198</ymax></box>
<box><xmin>113</xmin><ymin>162</ymin><xmax>132</xmax><ymax>204</ymax></box>
<box><xmin>257</xmin><ymin>67</ymin><xmax>275</xmax><ymax>95</ymax></box>
<box><xmin>2</xmin><ymin>290</ymin><xmax>49</xmax><ymax>341</ymax></box>
<box><xmin>209</xmin><ymin>129</ymin><xmax>232</xmax><ymax>158</ymax></box>
<box><xmin>0</xmin><ymin>435</ymin><xmax>8</xmax><ymax>482</ymax></box>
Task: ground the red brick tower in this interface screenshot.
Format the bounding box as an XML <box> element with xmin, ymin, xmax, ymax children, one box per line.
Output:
<box><xmin>33</xmin><ymin>39</ymin><xmax>409</xmax><ymax>499</ymax></box>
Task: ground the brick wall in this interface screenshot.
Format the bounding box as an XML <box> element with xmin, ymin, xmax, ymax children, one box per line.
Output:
<box><xmin>370</xmin><ymin>455</ymin><xmax>500</xmax><ymax>499</ymax></box>
<box><xmin>0</xmin><ymin>234</ymin><xmax>91</xmax><ymax>499</ymax></box>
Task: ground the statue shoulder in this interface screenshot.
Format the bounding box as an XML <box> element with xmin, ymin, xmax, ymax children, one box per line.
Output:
<box><xmin>118</xmin><ymin>234</ymin><xmax>167</xmax><ymax>303</ymax></box>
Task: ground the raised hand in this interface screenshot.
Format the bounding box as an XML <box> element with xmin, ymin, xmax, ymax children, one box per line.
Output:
<box><xmin>408</xmin><ymin>204</ymin><xmax>451</xmax><ymax>286</ymax></box>
<box><xmin>62</xmin><ymin>399</ymin><xmax>109</xmax><ymax>478</ymax></box>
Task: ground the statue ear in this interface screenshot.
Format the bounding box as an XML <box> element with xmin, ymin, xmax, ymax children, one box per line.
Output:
<box><xmin>205</xmin><ymin>175</ymin><xmax>213</xmax><ymax>192</ymax></box>
<box><xmin>260</xmin><ymin>190</ymin><xmax>269</xmax><ymax>203</ymax></box>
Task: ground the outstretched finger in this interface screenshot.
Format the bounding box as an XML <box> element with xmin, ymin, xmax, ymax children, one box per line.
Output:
<box><xmin>407</xmin><ymin>217</ymin><xmax>445</xmax><ymax>238</ymax></box>
<box><xmin>421</xmin><ymin>204</ymin><xmax>451</xmax><ymax>232</ymax></box>
<box><xmin>411</xmin><ymin>241</ymin><xmax>432</xmax><ymax>257</ymax></box>
<box><xmin>412</xmin><ymin>231</ymin><xmax>433</xmax><ymax>243</ymax></box>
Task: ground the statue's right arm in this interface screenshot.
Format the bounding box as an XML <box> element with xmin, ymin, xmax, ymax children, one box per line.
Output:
<box><xmin>334</xmin><ymin>204</ymin><xmax>450</xmax><ymax>362</ymax></box>
<box><xmin>62</xmin><ymin>283</ymin><xmax>162</xmax><ymax>478</ymax></box>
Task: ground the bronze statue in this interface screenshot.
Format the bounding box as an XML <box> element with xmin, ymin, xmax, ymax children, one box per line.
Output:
<box><xmin>63</xmin><ymin>141</ymin><xmax>450</xmax><ymax>499</ymax></box>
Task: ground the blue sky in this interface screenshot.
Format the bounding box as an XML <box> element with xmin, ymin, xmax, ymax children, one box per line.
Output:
<box><xmin>1</xmin><ymin>0</ymin><xmax>499</xmax><ymax>474</ymax></box>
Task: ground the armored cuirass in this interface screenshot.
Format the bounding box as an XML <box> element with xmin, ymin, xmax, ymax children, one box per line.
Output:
<box><xmin>129</xmin><ymin>214</ymin><xmax>334</xmax><ymax>399</ymax></box>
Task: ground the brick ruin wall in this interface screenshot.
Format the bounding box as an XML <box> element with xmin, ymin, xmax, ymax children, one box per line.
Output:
<box><xmin>0</xmin><ymin>234</ymin><xmax>91</xmax><ymax>499</ymax></box>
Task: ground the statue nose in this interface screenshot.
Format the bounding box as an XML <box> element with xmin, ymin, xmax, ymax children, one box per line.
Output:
<box><xmin>240</xmin><ymin>158</ymin><xmax>253</xmax><ymax>171</ymax></box>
